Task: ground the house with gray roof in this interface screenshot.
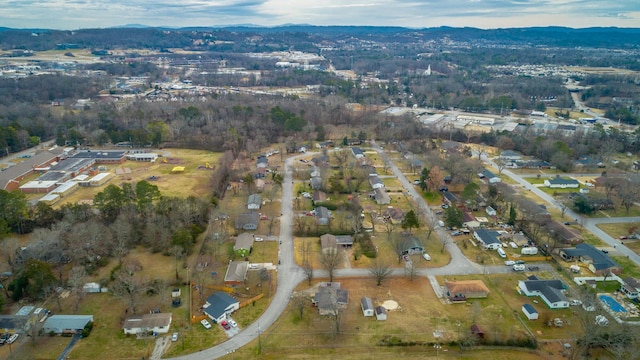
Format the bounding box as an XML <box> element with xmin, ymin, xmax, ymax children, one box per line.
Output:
<box><xmin>315</xmin><ymin>206</ymin><xmax>331</xmax><ymax>225</ymax></box>
<box><xmin>247</xmin><ymin>194</ymin><xmax>262</xmax><ymax>210</ymax></box>
<box><xmin>224</xmin><ymin>261</ymin><xmax>249</xmax><ymax>284</ymax></box>
<box><xmin>123</xmin><ymin>313</ymin><xmax>172</xmax><ymax>335</ymax></box>
<box><xmin>480</xmin><ymin>169</ymin><xmax>501</xmax><ymax>183</ymax></box>
<box><xmin>233</xmin><ymin>233</ymin><xmax>254</xmax><ymax>256</ymax></box>
<box><xmin>44</xmin><ymin>315</ymin><xmax>94</xmax><ymax>335</ymax></box>
<box><xmin>313</xmin><ymin>285</ymin><xmax>349</xmax><ymax>316</ymax></box>
<box><xmin>400</xmin><ymin>235</ymin><xmax>424</xmax><ymax>255</ymax></box>
<box><xmin>351</xmin><ymin>147</ymin><xmax>365</xmax><ymax>159</ymax></box>
<box><xmin>560</xmin><ymin>243</ymin><xmax>622</xmax><ymax>275</ymax></box>
<box><xmin>235</xmin><ymin>212</ymin><xmax>259</xmax><ymax>230</ymax></box>
<box><xmin>518</xmin><ymin>279</ymin><xmax>569</xmax><ymax>309</ymax></box>
<box><xmin>544</xmin><ymin>176</ymin><xmax>579</xmax><ymax>189</ymax></box>
<box><xmin>373</xmin><ymin>188</ymin><xmax>390</xmax><ymax>205</ymax></box>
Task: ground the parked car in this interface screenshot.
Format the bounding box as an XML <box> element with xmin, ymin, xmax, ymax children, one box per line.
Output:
<box><xmin>423</xmin><ymin>253</ymin><xmax>431</xmax><ymax>261</ymax></box>
<box><xmin>504</xmin><ymin>260</ymin><xmax>515</xmax><ymax>266</ymax></box>
<box><xmin>515</xmin><ymin>260</ymin><xmax>525</xmax><ymax>264</ymax></box>
<box><xmin>601</xmin><ymin>249</ymin><xmax>609</xmax><ymax>254</ymax></box>
<box><xmin>220</xmin><ymin>320</ymin><xmax>231</xmax><ymax>330</ymax></box>
<box><xmin>513</xmin><ymin>264</ymin><xmax>526</xmax><ymax>271</ymax></box>
<box><xmin>413</xmin><ymin>179</ymin><xmax>421</xmax><ymax>185</ymax></box>
<box><xmin>254</xmin><ymin>236</ymin><xmax>264</xmax><ymax>242</ymax></box>
<box><xmin>172</xmin><ymin>332</ymin><xmax>178</xmax><ymax>342</ymax></box>
<box><xmin>7</xmin><ymin>334</ymin><xmax>19</xmax><ymax>344</ymax></box>
<box><xmin>249</xmin><ymin>264</ymin><xmax>260</xmax><ymax>269</ymax></box>
<box><xmin>527</xmin><ymin>266</ymin><xmax>540</xmax><ymax>271</ymax></box>
<box><xmin>228</xmin><ymin>319</ymin><xmax>238</xmax><ymax>328</ymax></box>
<box><xmin>201</xmin><ymin>319</ymin><xmax>212</xmax><ymax>329</ymax></box>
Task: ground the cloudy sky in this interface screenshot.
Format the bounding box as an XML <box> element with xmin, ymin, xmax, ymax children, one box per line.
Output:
<box><xmin>1</xmin><ymin>0</ymin><xmax>639</xmax><ymax>30</ymax></box>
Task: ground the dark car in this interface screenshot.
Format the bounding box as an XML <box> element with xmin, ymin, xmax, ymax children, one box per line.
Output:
<box><xmin>601</xmin><ymin>249</ymin><xmax>609</xmax><ymax>254</ymax></box>
<box><xmin>220</xmin><ymin>320</ymin><xmax>231</xmax><ymax>330</ymax></box>
<box><xmin>528</xmin><ymin>266</ymin><xmax>540</xmax><ymax>271</ymax></box>
<box><xmin>515</xmin><ymin>260</ymin><xmax>525</xmax><ymax>264</ymax></box>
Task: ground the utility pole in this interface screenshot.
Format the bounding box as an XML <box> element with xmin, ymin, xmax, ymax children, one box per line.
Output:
<box><xmin>257</xmin><ymin>321</ymin><xmax>262</xmax><ymax>354</ymax></box>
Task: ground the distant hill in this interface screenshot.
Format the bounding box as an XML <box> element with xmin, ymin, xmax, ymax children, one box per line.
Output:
<box><xmin>0</xmin><ymin>26</ymin><xmax>638</xmax><ymax>51</ymax></box>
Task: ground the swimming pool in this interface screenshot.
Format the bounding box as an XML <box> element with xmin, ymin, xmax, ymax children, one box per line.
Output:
<box><xmin>599</xmin><ymin>295</ymin><xmax>627</xmax><ymax>313</ymax></box>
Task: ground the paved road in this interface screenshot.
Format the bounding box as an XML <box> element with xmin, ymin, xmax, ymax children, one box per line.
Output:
<box><xmin>169</xmin><ymin>156</ymin><xmax>305</xmax><ymax>360</ymax></box>
<box><xmin>481</xmin><ymin>154</ymin><xmax>640</xmax><ymax>266</ymax></box>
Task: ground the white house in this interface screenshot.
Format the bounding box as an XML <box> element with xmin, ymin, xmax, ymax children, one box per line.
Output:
<box><xmin>521</xmin><ymin>247</ymin><xmax>539</xmax><ymax>255</ymax></box>
<box><xmin>123</xmin><ymin>313</ymin><xmax>172</xmax><ymax>335</ymax></box>
<box><xmin>522</xmin><ymin>304</ymin><xmax>539</xmax><ymax>320</ymax></box>
<box><xmin>473</xmin><ymin>229</ymin><xmax>502</xmax><ymax>250</ymax></box>
<box><xmin>485</xmin><ymin>206</ymin><xmax>496</xmax><ymax>216</ymax></box>
<box><xmin>203</xmin><ymin>292</ymin><xmax>240</xmax><ymax>323</ymax></box>
<box><xmin>544</xmin><ymin>177</ymin><xmax>580</xmax><ymax>189</ymax></box>
<box><xmin>361</xmin><ymin>297</ymin><xmax>374</xmax><ymax>317</ymax></box>
<box><xmin>480</xmin><ymin>169</ymin><xmax>501</xmax><ymax>184</ymax></box>
<box><xmin>369</xmin><ymin>175</ymin><xmax>384</xmax><ymax>189</ymax></box>
<box><xmin>518</xmin><ymin>279</ymin><xmax>570</xmax><ymax>309</ymax></box>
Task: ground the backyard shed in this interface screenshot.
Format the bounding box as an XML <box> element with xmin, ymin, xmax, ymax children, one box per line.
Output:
<box><xmin>522</xmin><ymin>304</ymin><xmax>539</xmax><ymax>320</ymax></box>
<box><xmin>361</xmin><ymin>297</ymin><xmax>374</xmax><ymax>317</ymax></box>
<box><xmin>375</xmin><ymin>306</ymin><xmax>387</xmax><ymax>321</ymax></box>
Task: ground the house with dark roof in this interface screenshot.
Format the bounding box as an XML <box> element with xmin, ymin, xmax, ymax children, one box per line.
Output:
<box><xmin>312</xmin><ymin>190</ymin><xmax>327</xmax><ymax>202</ymax></box>
<box><xmin>500</xmin><ymin>150</ymin><xmax>522</xmax><ymax>161</ymax></box>
<box><xmin>256</xmin><ymin>155</ymin><xmax>268</xmax><ymax>168</ymax></box>
<box><xmin>522</xmin><ymin>304</ymin><xmax>539</xmax><ymax>320</ymax></box>
<box><xmin>518</xmin><ymin>279</ymin><xmax>569</xmax><ymax>309</ymax></box>
<box><xmin>224</xmin><ymin>261</ymin><xmax>249</xmax><ymax>284</ymax></box>
<box><xmin>544</xmin><ymin>176</ymin><xmax>579</xmax><ymax>189</ymax></box>
<box><xmin>621</xmin><ymin>278</ymin><xmax>640</xmax><ymax>299</ymax></box>
<box><xmin>313</xmin><ymin>284</ymin><xmax>349</xmax><ymax>316</ymax></box>
<box><xmin>310</xmin><ymin>176</ymin><xmax>323</xmax><ymax>191</ymax></box>
<box><xmin>560</xmin><ymin>243</ymin><xmax>622</xmax><ymax>275</ymax></box>
<box><xmin>442</xmin><ymin>191</ymin><xmax>460</xmax><ymax>206</ymax></box>
<box><xmin>336</xmin><ymin>235</ymin><xmax>353</xmax><ymax>247</ymax></box>
<box><xmin>473</xmin><ymin>229</ymin><xmax>502</xmax><ymax>250</ymax></box>
<box><xmin>480</xmin><ymin>169</ymin><xmax>501</xmax><ymax>183</ymax></box>
<box><xmin>546</xmin><ymin>220</ymin><xmax>583</xmax><ymax>244</ymax></box>
<box><xmin>361</xmin><ymin>297</ymin><xmax>374</xmax><ymax>317</ymax></box>
<box><xmin>235</xmin><ymin>212</ymin><xmax>259</xmax><ymax>230</ymax></box>
<box><xmin>400</xmin><ymin>235</ymin><xmax>424</xmax><ymax>255</ymax></box>
<box><xmin>351</xmin><ymin>147</ymin><xmax>365</xmax><ymax>159</ymax></box>
<box><xmin>314</xmin><ymin>206</ymin><xmax>331</xmax><ymax>225</ymax></box>
<box><xmin>203</xmin><ymin>292</ymin><xmax>239</xmax><ymax>323</ymax></box>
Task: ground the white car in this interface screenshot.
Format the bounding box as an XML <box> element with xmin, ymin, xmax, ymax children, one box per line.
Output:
<box><xmin>7</xmin><ymin>333</ymin><xmax>19</xmax><ymax>344</ymax></box>
<box><xmin>423</xmin><ymin>253</ymin><xmax>431</xmax><ymax>261</ymax></box>
<box><xmin>504</xmin><ymin>260</ymin><xmax>516</xmax><ymax>266</ymax></box>
<box><xmin>201</xmin><ymin>319</ymin><xmax>212</xmax><ymax>329</ymax></box>
<box><xmin>172</xmin><ymin>332</ymin><xmax>178</xmax><ymax>342</ymax></box>
<box><xmin>513</xmin><ymin>264</ymin><xmax>526</xmax><ymax>271</ymax></box>
<box><xmin>228</xmin><ymin>319</ymin><xmax>238</xmax><ymax>328</ymax></box>
<box><xmin>254</xmin><ymin>236</ymin><xmax>264</xmax><ymax>242</ymax></box>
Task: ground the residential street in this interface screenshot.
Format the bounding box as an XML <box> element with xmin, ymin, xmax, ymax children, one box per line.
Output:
<box><xmin>168</xmin><ymin>145</ymin><xmax>627</xmax><ymax>359</ymax></box>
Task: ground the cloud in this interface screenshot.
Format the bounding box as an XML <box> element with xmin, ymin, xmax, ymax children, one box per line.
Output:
<box><xmin>0</xmin><ymin>0</ymin><xmax>638</xmax><ymax>29</ymax></box>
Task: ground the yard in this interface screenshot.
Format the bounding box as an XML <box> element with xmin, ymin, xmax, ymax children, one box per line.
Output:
<box><xmin>223</xmin><ymin>275</ymin><xmax>578</xmax><ymax>359</ymax></box>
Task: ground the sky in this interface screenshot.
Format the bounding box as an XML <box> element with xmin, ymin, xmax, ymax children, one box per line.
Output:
<box><xmin>1</xmin><ymin>0</ymin><xmax>639</xmax><ymax>30</ymax></box>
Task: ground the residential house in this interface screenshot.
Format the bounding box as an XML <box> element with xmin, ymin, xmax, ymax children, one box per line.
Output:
<box><xmin>518</xmin><ymin>279</ymin><xmax>570</xmax><ymax>309</ymax></box>
<box><xmin>336</xmin><ymin>235</ymin><xmax>353</xmax><ymax>247</ymax></box>
<box><xmin>373</xmin><ymin>188</ymin><xmax>390</xmax><ymax>205</ymax></box>
<box><xmin>369</xmin><ymin>175</ymin><xmax>384</xmax><ymax>189</ymax></box>
<box><xmin>43</xmin><ymin>315</ymin><xmax>94</xmax><ymax>335</ymax></box>
<box><xmin>310</xmin><ymin>176</ymin><xmax>323</xmax><ymax>191</ymax></box>
<box><xmin>560</xmin><ymin>243</ymin><xmax>622</xmax><ymax>275</ymax></box>
<box><xmin>315</xmin><ymin>206</ymin><xmax>331</xmax><ymax>225</ymax></box>
<box><xmin>311</xmin><ymin>155</ymin><xmax>330</xmax><ymax>167</ymax></box>
<box><xmin>313</xmin><ymin>284</ymin><xmax>349</xmax><ymax>316</ymax></box>
<box><xmin>375</xmin><ymin>306</ymin><xmax>387</xmax><ymax>321</ymax></box>
<box><xmin>522</xmin><ymin>304</ymin><xmax>539</xmax><ymax>320</ymax></box>
<box><xmin>224</xmin><ymin>261</ymin><xmax>249</xmax><ymax>285</ymax></box>
<box><xmin>480</xmin><ymin>169</ymin><xmax>501</xmax><ymax>184</ymax></box>
<box><xmin>500</xmin><ymin>150</ymin><xmax>522</xmax><ymax>161</ymax></box>
<box><xmin>442</xmin><ymin>191</ymin><xmax>460</xmax><ymax>206</ymax></box>
<box><xmin>400</xmin><ymin>235</ymin><xmax>424</xmax><ymax>255</ymax></box>
<box><xmin>233</xmin><ymin>233</ymin><xmax>254</xmax><ymax>256</ymax></box>
<box><xmin>203</xmin><ymin>292</ymin><xmax>240</xmax><ymax>323</ymax></box>
<box><xmin>621</xmin><ymin>278</ymin><xmax>640</xmax><ymax>299</ymax></box>
<box><xmin>351</xmin><ymin>147</ymin><xmax>365</xmax><ymax>159</ymax></box>
<box><xmin>383</xmin><ymin>207</ymin><xmax>405</xmax><ymax>223</ymax></box>
<box><xmin>485</xmin><ymin>206</ymin><xmax>497</xmax><ymax>216</ymax></box>
<box><xmin>312</xmin><ymin>190</ymin><xmax>327</xmax><ymax>202</ymax></box>
<box><xmin>361</xmin><ymin>297</ymin><xmax>374</xmax><ymax>317</ymax></box>
<box><xmin>256</xmin><ymin>155</ymin><xmax>268</xmax><ymax>168</ymax></box>
<box><xmin>473</xmin><ymin>229</ymin><xmax>502</xmax><ymax>250</ymax></box>
<box><xmin>546</xmin><ymin>220</ymin><xmax>583</xmax><ymax>244</ymax></box>
<box><xmin>320</xmin><ymin>234</ymin><xmax>338</xmax><ymax>254</ymax></box>
<box><xmin>445</xmin><ymin>280</ymin><xmax>490</xmax><ymax>299</ymax></box>
<box><xmin>123</xmin><ymin>313</ymin><xmax>171</xmax><ymax>335</ymax></box>
<box><xmin>463</xmin><ymin>212</ymin><xmax>480</xmax><ymax>229</ymax></box>
<box><xmin>544</xmin><ymin>176</ymin><xmax>579</xmax><ymax>189</ymax></box>
<box><xmin>513</xmin><ymin>159</ymin><xmax>551</xmax><ymax>169</ymax></box>
<box><xmin>235</xmin><ymin>212</ymin><xmax>259</xmax><ymax>231</ymax></box>
<box><xmin>247</xmin><ymin>194</ymin><xmax>262</xmax><ymax>210</ymax></box>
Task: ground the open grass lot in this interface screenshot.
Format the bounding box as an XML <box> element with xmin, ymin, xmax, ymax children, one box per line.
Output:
<box><xmin>54</xmin><ymin>149</ymin><xmax>222</xmax><ymax>207</ymax></box>
<box><xmin>224</xmin><ymin>276</ymin><xmax>575</xmax><ymax>359</ymax></box>
<box><xmin>596</xmin><ymin>223</ymin><xmax>640</xmax><ymax>240</ymax></box>
<box><xmin>611</xmin><ymin>256</ymin><xmax>640</xmax><ymax>278</ymax></box>
<box><xmin>587</xmin><ymin>205</ymin><xmax>640</xmax><ymax>218</ymax></box>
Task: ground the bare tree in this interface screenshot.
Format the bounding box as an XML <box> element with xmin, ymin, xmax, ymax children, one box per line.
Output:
<box><xmin>111</xmin><ymin>261</ymin><xmax>147</xmax><ymax>314</ymax></box>
<box><xmin>68</xmin><ymin>266</ymin><xmax>87</xmax><ymax>311</ymax></box>
<box><xmin>292</xmin><ymin>292</ymin><xmax>307</xmax><ymax>320</ymax></box>
<box><xmin>368</xmin><ymin>259</ymin><xmax>392</xmax><ymax>286</ymax></box>
<box><xmin>319</xmin><ymin>250</ymin><xmax>342</xmax><ymax>283</ymax></box>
